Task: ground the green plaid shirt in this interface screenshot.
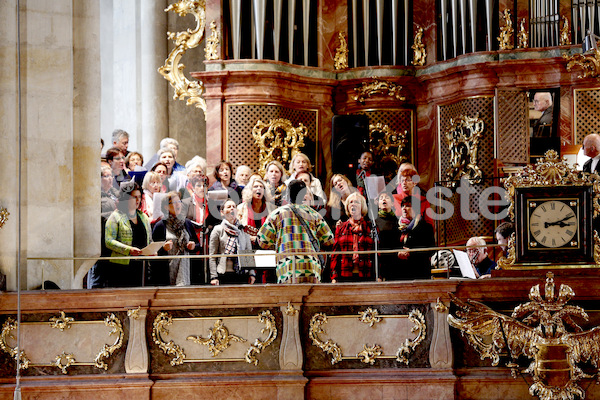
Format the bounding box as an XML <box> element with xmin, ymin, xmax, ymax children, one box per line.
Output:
<box><xmin>257</xmin><ymin>204</ymin><xmax>334</xmax><ymax>283</ymax></box>
<box><xmin>105</xmin><ymin>210</ymin><xmax>151</xmax><ymax>265</ymax></box>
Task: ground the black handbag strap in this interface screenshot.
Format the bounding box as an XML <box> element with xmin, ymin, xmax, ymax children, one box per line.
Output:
<box><xmin>289</xmin><ymin>205</ymin><xmax>321</xmax><ymax>254</ymax></box>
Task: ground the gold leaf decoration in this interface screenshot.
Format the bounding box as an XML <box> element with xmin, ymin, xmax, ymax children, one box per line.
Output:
<box><xmin>352</xmin><ymin>79</ymin><xmax>406</xmax><ymax>104</ymax></box>
<box><xmin>49</xmin><ymin>311</ymin><xmax>74</xmax><ymax>332</ymax></box>
<box><xmin>252</xmin><ymin>119</ymin><xmax>307</xmax><ymax>176</ymax></box>
<box><xmin>498</xmin><ymin>9</ymin><xmax>514</xmax><ymax>50</ymax></box>
<box><xmin>357</xmin><ymin>344</ymin><xmax>382</xmax><ymax>365</ymax></box>
<box><xmin>187</xmin><ymin>319</ymin><xmax>247</xmax><ymax>357</ymax></box>
<box><xmin>54</xmin><ymin>352</ymin><xmax>76</xmax><ymax>374</ymax></box>
<box><xmin>309</xmin><ymin>313</ymin><xmax>342</xmax><ymax>365</ymax></box>
<box><xmin>245</xmin><ymin>310</ymin><xmax>278</xmax><ymax>365</ymax></box>
<box><xmin>445</xmin><ymin>114</ymin><xmax>485</xmax><ymax>186</ymax></box>
<box><xmin>0</xmin><ymin>318</ymin><xmax>30</xmax><ymax>370</ymax></box>
<box><xmin>412</xmin><ymin>26</ymin><xmax>426</xmax><ymax>66</ymax></box>
<box><xmin>152</xmin><ymin>312</ymin><xmax>186</xmax><ymax>366</ymax></box>
<box><xmin>334</xmin><ymin>32</ymin><xmax>349</xmax><ymax>70</ymax></box>
<box><xmin>396</xmin><ymin>309</ymin><xmax>427</xmax><ymax>364</ymax></box>
<box><xmin>358</xmin><ymin>307</ymin><xmax>381</xmax><ymax>327</ymax></box>
<box><xmin>94</xmin><ymin>313</ymin><xmax>124</xmax><ymax>370</ymax></box>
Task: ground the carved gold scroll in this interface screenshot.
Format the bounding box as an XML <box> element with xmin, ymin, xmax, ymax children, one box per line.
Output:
<box><xmin>0</xmin><ymin>312</ymin><xmax>123</xmax><ymax>374</ymax></box>
<box><xmin>444</xmin><ymin>114</ymin><xmax>484</xmax><ymax>185</ymax></box>
<box><xmin>309</xmin><ymin>308</ymin><xmax>426</xmax><ymax>365</ymax></box>
<box><xmin>252</xmin><ymin>119</ymin><xmax>307</xmax><ymax>176</ymax></box>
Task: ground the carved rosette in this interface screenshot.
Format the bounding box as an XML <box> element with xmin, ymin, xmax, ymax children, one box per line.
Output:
<box><xmin>252</xmin><ymin>119</ymin><xmax>307</xmax><ymax>176</ymax></box>
<box><xmin>352</xmin><ymin>79</ymin><xmax>406</xmax><ymax>104</ymax></box>
<box><xmin>358</xmin><ymin>308</ymin><xmax>381</xmax><ymax>327</ymax></box>
<box><xmin>54</xmin><ymin>352</ymin><xmax>76</xmax><ymax>374</ymax></box>
<box><xmin>152</xmin><ymin>312</ymin><xmax>186</xmax><ymax>366</ymax></box>
<box><xmin>94</xmin><ymin>313</ymin><xmax>125</xmax><ymax>370</ymax></box>
<box><xmin>245</xmin><ymin>310</ymin><xmax>278</xmax><ymax>365</ymax></box>
<box><xmin>309</xmin><ymin>313</ymin><xmax>343</xmax><ymax>365</ymax></box>
<box><xmin>334</xmin><ymin>31</ymin><xmax>349</xmax><ymax>70</ymax></box>
<box><xmin>357</xmin><ymin>344</ymin><xmax>382</xmax><ymax>365</ymax></box>
<box><xmin>564</xmin><ymin>48</ymin><xmax>600</xmax><ymax>79</ymax></box>
<box><xmin>159</xmin><ymin>0</ymin><xmax>207</xmax><ymax>116</ymax></box>
<box><xmin>444</xmin><ymin>114</ymin><xmax>484</xmax><ymax>185</ymax></box>
<box><xmin>396</xmin><ymin>309</ymin><xmax>427</xmax><ymax>364</ymax></box>
<box><xmin>49</xmin><ymin>311</ymin><xmax>74</xmax><ymax>332</ymax></box>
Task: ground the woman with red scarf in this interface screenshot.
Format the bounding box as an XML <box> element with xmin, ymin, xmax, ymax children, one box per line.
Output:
<box><xmin>330</xmin><ymin>192</ymin><xmax>374</xmax><ymax>283</ymax></box>
<box><xmin>182</xmin><ymin>176</ymin><xmax>219</xmax><ymax>284</ymax></box>
<box><xmin>237</xmin><ymin>175</ymin><xmax>277</xmax><ymax>283</ymax></box>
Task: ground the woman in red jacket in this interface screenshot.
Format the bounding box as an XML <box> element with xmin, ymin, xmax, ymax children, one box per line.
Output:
<box><xmin>330</xmin><ymin>192</ymin><xmax>374</xmax><ymax>283</ymax></box>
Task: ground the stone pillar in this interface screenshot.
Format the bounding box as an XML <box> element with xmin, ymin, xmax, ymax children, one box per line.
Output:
<box><xmin>141</xmin><ymin>0</ymin><xmax>168</xmax><ymax>160</ymax></box>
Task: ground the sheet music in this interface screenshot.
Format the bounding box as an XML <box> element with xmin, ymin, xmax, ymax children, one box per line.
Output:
<box><xmin>453</xmin><ymin>249</ymin><xmax>477</xmax><ymax>279</ymax></box>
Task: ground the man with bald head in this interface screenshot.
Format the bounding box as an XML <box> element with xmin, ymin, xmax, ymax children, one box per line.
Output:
<box><xmin>532</xmin><ymin>92</ymin><xmax>553</xmax><ymax>137</ymax></box>
<box><xmin>583</xmin><ymin>134</ymin><xmax>600</xmax><ymax>174</ymax></box>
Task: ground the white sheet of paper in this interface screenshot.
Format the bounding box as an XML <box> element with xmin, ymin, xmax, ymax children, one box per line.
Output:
<box><xmin>141</xmin><ymin>241</ymin><xmax>166</xmax><ymax>256</ymax></box>
<box><xmin>364</xmin><ymin>175</ymin><xmax>385</xmax><ymax>199</ymax></box>
<box><xmin>453</xmin><ymin>249</ymin><xmax>477</xmax><ymax>279</ymax></box>
<box><xmin>254</xmin><ymin>250</ymin><xmax>277</xmax><ymax>269</ymax></box>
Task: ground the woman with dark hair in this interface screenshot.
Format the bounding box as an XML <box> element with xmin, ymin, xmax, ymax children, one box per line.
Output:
<box><xmin>208</xmin><ymin>160</ymin><xmax>242</xmax><ymax>203</ymax></box>
<box><xmin>125</xmin><ymin>151</ymin><xmax>144</xmax><ymax>173</ymax></box>
<box><xmin>104</xmin><ymin>182</ymin><xmax>170</xmax><ymax>287</ymax></box>
<box><xmin>263</xmin><ymin>160</ymin><xmax>288</xmax><ymax>207</ymax></box>
<box><xmin>150</xmin><ymin>162</ymin><xmax>169</xmax><ymax>193</ymax></box>
<box><xmin>151</xmin><ymin>191</ymin><xmax>199</xmax><ymax>286</ymax></box>
<box><xmin>330</xmin><ymin>192</ymin><xmax>374</xmax><ymax>283</ymax></box>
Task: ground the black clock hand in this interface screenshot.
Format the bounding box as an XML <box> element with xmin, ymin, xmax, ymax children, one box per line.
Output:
<box><xmin>544</xmin><ymin>214</ymin><xmax>576</xmax><ymax>228</ymax></box>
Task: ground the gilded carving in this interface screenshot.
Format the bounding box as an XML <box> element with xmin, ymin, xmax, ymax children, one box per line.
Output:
<box><xmin>245</xmin><ymin>310</ymin><xmax>277</xmax><ymax>365</ymax></box>
<box><xmin>309</xmin><ymin>313</ymin><xmax>342</xmax><ymax>365</ymax></box>
<box><xmin>595</xmin><ymin>231</ymin><xmax>600</xmax><ymax>265</ymax></box>
<box><xmin>358</xmin><ymin>307</ymin><xmax>381</xmax><ymax>327</ymax></box>
<box><xmin>435</xmin><ymin>298</ymin><xmax>448</xmax><ymax>313</ymax></box>
<box><xmin>49</xmin><ymin>311</ymin><xmax>74</xmax><ymax>332</ymax></box>
<box><xmin>396</xmin><ymin>309</ymin><xmax>427</xmax><ymax>364</ymax></box>
<box><xmin>94</xmin><ymin>313</ymin><xmax>124</xmax><ymax>370</ymax></box>
<box><xmin>159</xmin><ymin>0</ymin><xmax>207</xmax><ymax>116</ymax></box>
<box><xmin>517</xmin><ymin>18</ymin><xmax>528</xmax><ymax>49</ymax></box>
<box><xmin>560</xmin><ymin>16</ymin><xmax>571</xmax><ymax>46</ymax></box>
<box><xmin>497</xmin><ymin>232</ymin><xmax>516</xmax><ymax>269</ymax></box>
<box><xmin>448</xmin><ymin>273</ymin><xmax>600</xmax><ymax>400</ymax></box>
<box><xmin>412</xmin><ymin>26</ymin><xmax>426</xmax><ymax>66</ymax></box>
<box><xmin>0</xmin><ymin>318</ymin><xmax>30</xmax><ymax>370</ymax></box>
<box><xmin>357</xmin><ymin>344</ymin><xmax>382</xmax><ymax>365</ymax></box>
<box><xmin>54</xmin><ymin>352</ymin><xmax>76</xmax><ymax>374</ymax></box>
<box><xmin>252</xmin><ymin>119</ymin><xmax>306</xmax><ymax>176</ymax></box>
<box><xmin>127</xmin><ymin>306</ymin><xmax>141</xmax><ymax>320</ymax></box>
<box><xmin>564</xmin><ymin>49</ymin><xmax>600</xmax><ymax>79</ymax></box>
<box><xmin>0</xmin><ymin>207</ymin><xmax>9</xmax><ymax>229</ymax></box>
<box><xmin>285</xmin><ymin>302</ymin><xmax>298</xmax><ymax>316</ymax></box>
<box><xmin>152</xmin><ymin>312</ymin><xmax>186</xmax><ymax>366</ymax></box>
<box><xmin>352</xmin><ymin>79</ymin><xmax>406</xmax><ymax>104</ymax></box>
<box><xmin>444</xmin><ymin>114</ymin><xmax>484</xmax><ymax>185</ymax></box>
<box><xmin>334</xmin><ymin>32</ymin><xmax>349</xmax><ymax>70</ymax></box>
<box><xmin>369</xmin><ymin>123</ymin><xmax>409</xmax><ymax>169</ymax></box>
<box><xmin>187</xmin><ymin>319</ymin><xmax>246</xmax><ymax>357</ymax></box>
<box><xmin>498</xmin><ymin>9</ymin><xmax>514</xmax><ymax>50</ymax></box>
<box><xmin>204</xmin><ymin>20</ymin><xmax>219</xmax><ymax>60</ymax></box>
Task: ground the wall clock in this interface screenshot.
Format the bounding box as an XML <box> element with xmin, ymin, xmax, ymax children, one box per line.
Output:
<box><xmin>499</xmin><ymin>150</ymin><xmax>600</xmax><ymax>269</ymax></box>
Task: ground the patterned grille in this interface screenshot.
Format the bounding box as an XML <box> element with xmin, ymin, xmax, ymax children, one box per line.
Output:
<box><xmin>226</xmin><ymin>104</ymin><xmax>318</xmax><ymax>173</ymax></box>
<box><xmin>497</xmin><ymin>89</ymin><xmax>529</xmax><ymax>163</ymax></box>
<box><xmin>437</xmin><ymin>96</ymin><xmax>496</xmax><ymax>246</ymax></box>
<box><xmin>574</xmin><ymin>88</ymin><xmax>600</xmax><ymax>145</ymax></box>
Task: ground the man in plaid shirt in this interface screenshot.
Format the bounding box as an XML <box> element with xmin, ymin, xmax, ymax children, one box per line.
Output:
<box><xmin>257</xmin><ymin>180</ymin><xmax>334</xmax><ymax>283</ymax></box>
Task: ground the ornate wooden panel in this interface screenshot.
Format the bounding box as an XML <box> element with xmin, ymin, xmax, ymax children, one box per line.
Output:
<box><xmin>226</xmin><ymin>104</ymin><xmax>319</xmax><ymax>172</ymax></box>
<box><xmin>496</xmin><ymin>89</ymin><xmax>529</xmax><ymax>163</ymax></box>
<box><xmin>574</xmin><ymin>87</ymin><xmax>600</xmax><ymax>145</ymax></box>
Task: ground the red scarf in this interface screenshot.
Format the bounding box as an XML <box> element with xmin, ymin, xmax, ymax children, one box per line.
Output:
<box><xmin>349</xmin><ymin>218</ymin><xmax>363</xmax><ymax>264</ymax></box>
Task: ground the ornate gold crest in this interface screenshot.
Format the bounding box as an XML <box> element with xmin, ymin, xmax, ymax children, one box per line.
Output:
<box><xmin>444</xmin><ymin>114</ymin><xmax>484</xmax><ymax>185</ymax></box>
<box><xmin>448</xmin><ymin>273</ymin><xmax>600</xmax><ymax>400</ymax></box>
<box><xmin>498</xmin><ymin>9</ymin><xmax>514</xmax><ymax>50</ymax></box>
<box><xmin>352</xmin><ymin>79</ymin><xmax>406</xmax><ymax>104</ymax></box>
<box><xmin>252</xmin><ymin>119</ymin><xmax>306</xmax><ymax>176</ymax></box>
<box><xmin>564</xmin><ymin>48</ymin><xmax>600</xmax><ymax>79</ymax></box>
<box><xmin>334</xmin><ymin>32</ymin><xmax>349</xmax><ymax>70</ymax></box>
<box><xmin>187</xmin><ymin>319</ymin><xmax>247</xmax><ymax>356</ymax></box>
<box><xmin>411</xmin><ymin>26</ymin><xmax>426</xmax><ymax>66</ymax></box>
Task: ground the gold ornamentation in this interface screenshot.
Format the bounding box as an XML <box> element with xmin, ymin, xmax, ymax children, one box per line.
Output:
<box><xmin>564</xmin><ymin>48</ymin><xmax>600</xmax><ymax>79</ymax></box>
<box><xmin>285</xmin><ymin>302</ymin><xmax>298</xmax><ymax>316</ymax></box>
<box><xmin>498</xmin><ymin>9</ymin><xmax>514</xmax><ymax>50</ymax></box>
<box><xmin>0</xmin><ymin>207</ymin><xmax>9</xmax><ymax>229</ymax></box>
<box><xmin>497</xmin><ymin>232</ymin><xmax>516</xmax><ymax>269</ymax></box>
<box><xmin>159</xmin><ymin>0</ymin><xmax>207</xmax><ymax>117</ymax></box>
<box><xmin>0</xmin><ymin>318</ymin><xmax>30</xmax><ymax>370</ymax></box>
<box><xmin>594</xmin><ymin>231</ymin><xmax>600</xmax><ymax>265</ymax></box>
<box><xmin>94</xmin><ymin>313</ymin><xmax>124</xmax><ymax>370</ymax></box>
<box><xmin>435</xmin><ymin>298</ymin><xmax>448</xmax><ymax>313</ymax></box>
<box><xmin>503</xmin><ymin>150</ymin><xmax>600</xmax><ymax>221</ymax></box>
<box><xmin>357</xmin><ymin>344</ymin><xmax>382</xmax><ymax>365</ymax></box>
<box><xmin>49</xmin><ymin>311</ymin><xmax>74</xmax><ymax>332</ymax></box>
<box><xmin>396</xmin><ymin>309</ymin><xmax>427</xmax><ymax>364</ymax></box>
<box><xmin>334</xmin><ymin>32</ymin><xmax>349</xmax><ymax>70</ymax></box>
<box><xmin>152</xmin><ymin>312</ymin><xmax>186</xmax><ymax>366</ymax></box>
<box><xmin>127</xmin><ymin>306</ymin><xmax>141</xmax><ymax>320</ymax></box>
<box><xmin>352</xmin><ymin>79</ymin><xmax>406</xmax><ymax>104</ymax></box>
<box><xmin>448</xmin><ymin>273</ymin><xmax>600</xmax><ymax>400</ymax></box>
<box><xmin>412</xmin><ymin>26</ymin><xmax>426</xmax><ymax>66</ymax></box>
<box><xmin>187</xmin><ymin>319</ymin><xmax>247</xmax><ymax>357</ymax></box>
<box><xmin>369</xmin><ymin>123</ymin><xmax>409</xmax><ymax>168</ymax></box>
<box><xmin>309</xmin><ymin>313</ymin><xmax>342</xmax><ymax>365</ymax></box>
<box><xmin>204</xmin><ymin>20</ymin><xmax>219</xmax><ymax>60</ymax></box>
<box><xmin>517</xmin><ymin>18</ymin><xmax>528</xmax><ymax>48</ymax></box>
<box><xmin>560</xmin><ymin>16</ymin><xmax>571</xmax><ymax>45</ymax></box>
<box><xmin>444</xmin><ymin>114</ymin><xmax>485</xmax><ymax>185</ymax></box>
<box><xmin>358</xmin><ymin>307</ymin><xmax>381</xmax><ymax>327</ymax></box>
<box><xmin>245</xmin><ymin>310</ymin><xmax>277</xmax><ymax>365</ymax></box>
<box><xmin>252</xmin><ymin>119</ymin><xmax>306</xmax><ymax>176</ymax></box>
<box><xmin>54</xmin><ymin>352</ymin><xmax>76</xmax><ymax>374</ymax></box>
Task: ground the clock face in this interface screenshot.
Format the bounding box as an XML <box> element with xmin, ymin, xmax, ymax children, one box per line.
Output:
<box><xmin>528</xmin><ymin>199</ymin><xmax>579</xmax><ymax>249</ymax></box>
